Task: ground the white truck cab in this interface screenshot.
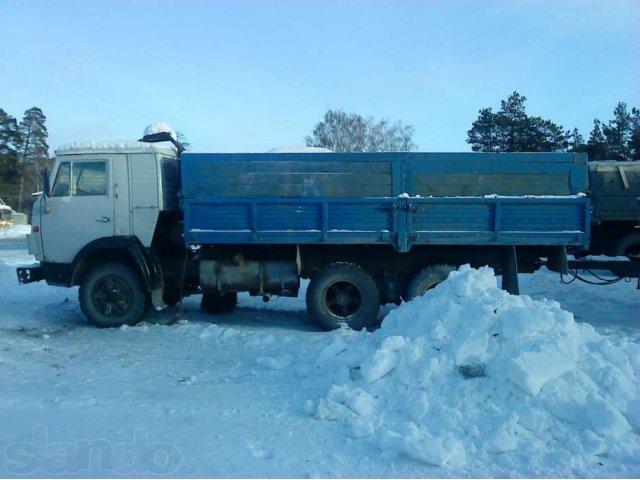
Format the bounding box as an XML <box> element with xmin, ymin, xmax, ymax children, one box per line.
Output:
<box><xmin>19</xmin><ymin>133</ymin><xmax>182</xmax><ymax>327</ymax></box>
<box><xmin>28</xmin><ymin>141</ymin><xmax>178</xmax><ymax>265</ymax></box>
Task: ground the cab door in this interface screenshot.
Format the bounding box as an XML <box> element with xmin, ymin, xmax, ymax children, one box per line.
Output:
<box><xmin>40</xmin><ymin>157</ymin><xmax>113</xmax><ymax>264</ymax></box>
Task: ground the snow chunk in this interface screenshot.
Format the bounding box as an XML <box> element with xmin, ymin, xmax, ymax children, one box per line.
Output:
<box><xmin>507</xmin><ymin>349</ymin><xmax>575</xmax><ymax>395</ymax></box>
<box><xmin>360</xmin><ymin>336</ymin><xmax>405</xmax><ymax>383</ymax></box>
<box><xmin>586</xmin><ymin>395</ymin><xmax>632</xmax><ymax>437</ymax></box>
<box><xmin>381</xmin><ymin>426</ymin><xmax>466</xmax><ymax>467</ymax></box>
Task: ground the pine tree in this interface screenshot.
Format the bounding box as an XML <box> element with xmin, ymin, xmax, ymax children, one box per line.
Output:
<box><xmin>587</xmin><ymin>119</ymin><xmax>608</xmax><ymax>161</ymax></box>
<box><xmin>523</xmin><ymin>117</ymin><xmax>569</xmax><ymax>152</ymax></box>
<box><xmin>466</xmin><ymin>92</ymin><xmax>568</xmax><ymax>153</ymax></box>
<box><xmin>603</xmin><ymin>102</ymin><xmax>633</xmax><ymax>161</ymax></box>
<box><xmin>568</xmin><ymin>128</ymin><xmax>587</xmax><ymax>153</ymax></box>
<box><xmin>628</xmin><ymin>107</ymin><xmax>640</xmax><ymax>160</ymax></box>
<box><xmin>495</xmin><ymin>92</ymin><xmax>529</xmax><ymax>151</ymax></box>
<box><xmin>18</xmin><ymin>107</ymin><xmax>49</xmax><ymax>193</ymax></box>
<box><xmin>0</xmin><ymin>108</ymin><xmax>21</xmax><ymax>182</ymax></box>
<box><xmin>467</xmin><ymin>108</ymin><xmax>499</xmax><ymax>152</ymax></box>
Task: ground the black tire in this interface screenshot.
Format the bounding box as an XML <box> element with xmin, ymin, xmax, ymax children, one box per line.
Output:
<box><xmin>200</xmin><ymin>292</ymin><xmax>238</xmax><ymax>314</ymax></box>
<box><xmin>306</xmin><ymin>263</ymin><xmax>380</xmax><ymax>331</ymax></box>
<box><xmin>404</xmin><ymin>264</ymin><xmax>456</xmax><ymax>301</ymax></box>
<box><xmin>79</xmin><ymin>263</ymin><xmax>147</xmax><ymax>328</ymax></box>
<box><xmin>614</xmin><ymin>233</ymin><xmax>640</xmax><ymax>257</ymax></box>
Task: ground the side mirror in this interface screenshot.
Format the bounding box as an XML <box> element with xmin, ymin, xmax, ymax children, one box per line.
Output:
<box><xmin>42</xmin><ymin>168</ymin><xmax>50</xmax><ymax>197</ymax></box>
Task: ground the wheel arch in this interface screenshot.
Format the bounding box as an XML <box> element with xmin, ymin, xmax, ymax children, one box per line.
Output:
<box><xmin>70</xmin><ymin>236</ymin><xmax>162</xmax><ymax>292</ymax></box>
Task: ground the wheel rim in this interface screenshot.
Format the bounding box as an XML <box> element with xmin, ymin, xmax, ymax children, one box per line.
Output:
<box><xmin>417</xmin><ymin>279</ymin><xmax>438</xmax><ymax>296</ymax></box>
<box><xmin>92</xmin><ymin>275</ymin><xmax>133</xmax><ymax>317</ymax></box>
<box><xmin>324</xmin><ymin>280</ymin><xmax>362</xmax><ymax>318</ymax></box>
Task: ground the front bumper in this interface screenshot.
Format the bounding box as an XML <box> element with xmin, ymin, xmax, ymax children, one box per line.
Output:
<box><xmin>16</xmin><ymin>264</ymin><xmax>44</xmax><ymax>284</ymax></box>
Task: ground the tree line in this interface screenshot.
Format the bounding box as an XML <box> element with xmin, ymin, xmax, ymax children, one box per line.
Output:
<box><xmin>307</xmin><ymin>94</ymin><xmax>639</xmax><ymax>160</ymax></box>
<box><xmin>2</xmin><ymin>95</ymin><xmax>639</xmax><ymax>212</ymax></box>
<box><xmin>0</xmin><ymin>107</ymin><xmax>50</xmax><ymax>212</ymax></box>
<box><xmin>466</xmin><ymin>92</ymin><xmax>640</xmax><ymax>160</ymax></box>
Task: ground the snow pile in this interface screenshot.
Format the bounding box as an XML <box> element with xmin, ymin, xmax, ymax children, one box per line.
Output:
<box><xmin>312</xmin><ymin>266</ymin><xmax>640</xmax><ymax>473</ymax></box>
<box><xmin>0</xmin><ymin>224</ymin><xmax>31</xmax><ymax>238</ymax></box>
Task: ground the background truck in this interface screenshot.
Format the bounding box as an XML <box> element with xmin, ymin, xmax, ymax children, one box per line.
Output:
<box><xmin>0</xmin><ymin>199</ymin><xmax>17</xmax><ymax>228</ymax></box>
<box><xmin>584</xmin><ymin>161</ymin><xmax>640</xmax><ymax>257</ymax></box>
<box><xmin>17</xmin><ymin>127</ymin><xmax>590</xmax><ymax>330</ymax></box>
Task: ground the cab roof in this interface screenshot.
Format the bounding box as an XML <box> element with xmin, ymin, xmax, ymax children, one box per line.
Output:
<box><xmin>55</xmin><ymin>141</ymin><xmax>176</xmax><ymax>157</ymax></box>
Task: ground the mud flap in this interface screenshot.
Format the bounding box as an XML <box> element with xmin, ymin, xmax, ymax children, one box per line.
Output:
<box><xmin>150</xmin><ymin>286</ymin><xmax>168</xmax><ymax>311</ymax></box>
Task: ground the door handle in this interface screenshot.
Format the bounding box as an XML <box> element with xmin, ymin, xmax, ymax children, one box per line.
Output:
<box><xmin>97</xmin><ymin>216</ymin><xmax>111</xmax><ymax>223</ymax></box>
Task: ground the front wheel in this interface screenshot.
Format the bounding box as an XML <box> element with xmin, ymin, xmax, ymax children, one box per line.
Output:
<box><xmin>306</xmin><ymin>263</ymin><xmax>380</xmax><ymax>331</ymax></box>
<box><xmin>79</xmin><ymin>263</ymin><xmax>147</xmax><ymax>328</ymax></box>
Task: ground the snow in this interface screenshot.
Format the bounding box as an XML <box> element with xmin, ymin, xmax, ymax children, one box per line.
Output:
<box><xmin>55</xmin><ymin>141</ymin><xmax>176</xmax><ymax>156</ymax></box>
<box><xmin>267</xmin><ymin>146</ymin><xmax>333</xmax><ymax>153</ymax></box>
<box><xmin>0</xmin><ymin>225</ymin><xmax>31</xmax><ymax>239</ymax></box>
<box><xmin>143</xmin><ymin>122</ymin><xmax>178</xmax><ymax>141</ymax></box>
<box><xmin>397</xmin><ymin>194</ymin><xmax>587</xmax><ymax>199</ymax></box>
<box><xmin>0</xmin><ymin>242</ymin><xmax>639</xmax><ymax>477</ymax></box>
<box><xmin>570</xmin><ymin>254</ymin><xmax>632</xmax><ymax>262</ymax></box>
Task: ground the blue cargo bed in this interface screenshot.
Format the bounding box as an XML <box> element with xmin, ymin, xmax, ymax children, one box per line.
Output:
<box><xmin>181</xmin><ymin>152</ymin><xmax>590</xmax><ymax>252</ymax></box>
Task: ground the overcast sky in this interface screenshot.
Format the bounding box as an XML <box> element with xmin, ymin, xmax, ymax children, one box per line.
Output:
<box><xmin>1</xmin><ymin>0</ymin><xmax>638</xmax><ymax>153</ymax></box>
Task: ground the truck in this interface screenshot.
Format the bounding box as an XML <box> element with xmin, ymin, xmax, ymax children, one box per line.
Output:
<box><xmin>564</xmin><ymin>161</ymin><xmax>640</xmax><ymax>282</ymax></box>
<box><xmin>16</xmin><ymin>126</ymin><xmax>591</xmax><ymax>330</ymax></box>
<box><xmin>0</xmin><ymin>199</ymin><xmax>16</xmax><ymax>229</ymax></box>
<box><xmin>584</xmin><ymin>161</ymin><xmax>640</xmax><ymax>257</ymax></box>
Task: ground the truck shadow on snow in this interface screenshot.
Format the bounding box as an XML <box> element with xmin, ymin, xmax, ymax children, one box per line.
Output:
<box><xmin>142</xmin><ymin>299</ymin><xmax>326</xmax><ymax>333</ymax></box>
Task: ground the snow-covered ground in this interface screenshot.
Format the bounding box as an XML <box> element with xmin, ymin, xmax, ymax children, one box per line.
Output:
<box><xmin>0</xmin><ymin>225</ymin><xmax>31</xmax><ymax>239</ymax></box>
<box><xmin>0</xmin><ymin>238</ymin><xmax>638</xmax><ymax>478</ymax></box>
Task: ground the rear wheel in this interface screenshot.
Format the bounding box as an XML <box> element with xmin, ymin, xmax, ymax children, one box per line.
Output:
<box><xmin>306</xmin><ymin>263</ymin><xmax>380</xmax><ymax>331</ymax></box>
<box><xmin>79</xmin><ymin>263</ymin><xmax>147</xmax><ymax>328</ymax></box>
<box><xmin>404</xmin><ymin>264</ymin><xmax>456</xmax><ymax>301</ymax></box>
<box><xmin>614</xmin><ymin>233</ymin><xmax>640</xmax><ymax>257</ymax></box>
<box><xmin>201</xmin><ymin>292</ymin><xmax>238</xmax><ymax>314</ymax></box>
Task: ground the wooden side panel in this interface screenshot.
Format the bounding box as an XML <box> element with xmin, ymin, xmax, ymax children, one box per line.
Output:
<box><xmin>407</xmin><ymin>197</ymin><xmax>589</xmax><ymax>246</ymax></box>
<box><xmin>182</xmin><ymin>154</ymin><xmax>397</xmax><ymax>199</ymax></box>
<box><xmin>406</xmin><ymin>152</ymin><xmax>588</xmax><ymax>196</ymax></box>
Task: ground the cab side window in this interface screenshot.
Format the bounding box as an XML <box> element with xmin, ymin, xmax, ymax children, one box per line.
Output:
<box><xmin>74</xmin><ymin>162</ymin><xmax>107</xmax><ymax>196</ymax></box>
<box><xmin>51</xmin><ymin>162</ymin><xmax>71</xmax><ymax>197</ymax></box>
<box><xmin>50</xmin><ymin>161</ymin><xmax>108</xmax><ymax>197</ymax></box>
